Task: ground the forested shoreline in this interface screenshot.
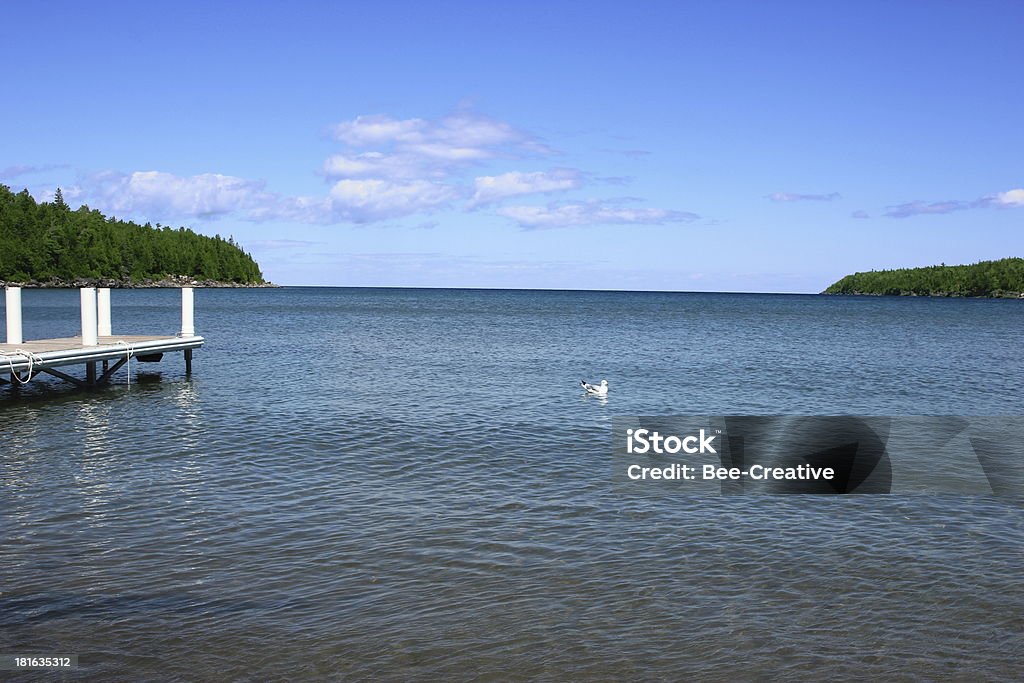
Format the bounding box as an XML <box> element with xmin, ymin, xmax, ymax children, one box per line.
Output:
<box><xmin>824</xmin><ymin>258</ymin><xmax>1024</xmax><ymax>298</ymax></box>
<box><xmin>0</xmin><ymin>185</ymin><xmax>268</xmax><ymax>286</ymax></box>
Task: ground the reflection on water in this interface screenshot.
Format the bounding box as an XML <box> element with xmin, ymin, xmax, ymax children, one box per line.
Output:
<box><xmin>170</xmin><ymin>378</ymin><xmax>199</xmax><ymax>412</ymax></box>
<box><xmin>169</xmin><ymin>380</ymin><xmax>204</xmax><ymax>483</ymax></box>
<box><xmin>76</xmin><ymin>399</ymin><xmax>111</xmax><ymax>458</ymax></box>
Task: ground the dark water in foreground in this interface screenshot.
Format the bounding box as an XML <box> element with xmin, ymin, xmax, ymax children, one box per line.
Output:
<box><xmin>2</xmin><ymin>288</ymin><xmax>1023</xmax><ymax>681</ymax></box>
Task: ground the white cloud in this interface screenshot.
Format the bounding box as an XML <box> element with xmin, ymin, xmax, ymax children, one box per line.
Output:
<box><xmin>331</xmin><ymin>115</ymin><xmax>429</xmax><ymax>146</ymax></box>
<box><xmin>76</xmin><ymin>170</ymin><xmax>273</xmax><ymax>220</ymax></box>
<box><xmin>404</xmin><ymin>143</ymin><xmax>493</xmax><ymax>162</ymax></box>
<box><xmin>65</xmin><ymin>166</ymin><xmax>689</xmax><ymax>227</ymax></box>
<box><xmin>988</xmin><ymin>188</ymin><xmax>1024</xmax><ymax>207</ymax></box>
<box><xmin>322</xmin><ymin>152</ymin><xmax>435</xmax><ymax>180</ymax></box>
<box><xmin>329</xmin><ymin>111</ymin><xmax>531</xmax><ymax>168</ymax></box>
<box><xmin>58</xmin><ymin>170</ymin><xmax>461</xmax><ymax>225</ymax></box>
<box><xmin>321</xmin><ymin>111</ymin><xmax>552</xmax><ymax>218</ymax></box>
<box><xmin>316</xmin><ymin>110</ymin><xmax>582</xmax><ymax>221</ymax></box>
<box><xmin>884</xmin><ymin>188</ymin><xmax>1024</xmax><ymax>218</ymax></box>
<box><xmin>327</xmin><ymin>179</ymin><xmax>461</xmax><ymax>222</ymax></box>
<box><xmin>246</xmin><ymin>195</ymin><xmax>328</xmax><ymax>224</ymax></box>
<box><xmin>0</xmin><ymin>163</ymin><xmax>67</xmax><ymax>180</ymax></box>
<box><xmin>19</xmin><ymin>109</ymin><xmax>695</xmax><ymax>228</ymax></box>
<box><xmin>879</xmin><ymin>188</ymin><xmax>1024</xmax><ymax>219</ymax></box>
<box><xmin>496</xmin><ymin>200</ymin><xmax>699</xmax><ymax>230</ymax></box>
<box><xmin>884</xmin><ymin>200</ymin><xmax>970</xmax><ymax>218</ymax></box>
<box><xmin>433</xmin><ymin>112</ymin><xmax>523</xmax><ymax>147</ymax></box>
<box><xmin>470</xmin><ymin>169</ymin><xmax>582</xmax><ymax>206</ymax></box>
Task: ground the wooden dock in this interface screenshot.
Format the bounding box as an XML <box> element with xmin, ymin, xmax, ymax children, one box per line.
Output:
<box><xmin>3</xmin><ymin>287</ymin><xmax>204</xmax><ymax>389</ymax></box>
<box><xmin>1</xmin><ymin>335</ymin><xmax>204</xmax><ymax>387</ymax></box>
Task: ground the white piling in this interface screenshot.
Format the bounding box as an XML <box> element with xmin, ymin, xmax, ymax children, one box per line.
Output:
<box><xmin>180</xmin><ymin>287</ymin><xmax>195</xmax><ymax>337</ymax></box>
<box><xmin>97</xmin><ymin>288</ymin><xmax>112</xmax><ymax>337</ymax></box>
<box><xmin>5</xmin><ymin>286</ymin><xmax>23</xmax><ymax>345</ymax></box>
<box><xmin>80</xmin><ymin>287</ymin><xmax>98</xmax><ymax>347</ymax></box>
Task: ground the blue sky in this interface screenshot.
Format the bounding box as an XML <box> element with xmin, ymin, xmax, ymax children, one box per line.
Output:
<box><xmin>2</xmin><ymin>1</ymin><xmax>1022</xmax><ymax>291</ymax></box>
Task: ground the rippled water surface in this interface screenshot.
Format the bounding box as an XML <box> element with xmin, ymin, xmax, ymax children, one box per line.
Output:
<box><xmin>2</xmin><ymin>288</ymin><xmax>1023</xmax><ymax>681</ymax></box>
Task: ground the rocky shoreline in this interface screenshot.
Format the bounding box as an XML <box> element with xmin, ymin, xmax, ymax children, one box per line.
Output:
<box><xmin>1</xmin><ymin>275</ymin><xmax>278</xmax><ymax>289</ymax></box>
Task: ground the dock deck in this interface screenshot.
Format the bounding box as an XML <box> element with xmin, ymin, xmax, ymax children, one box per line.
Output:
<box><xmin>1</xmin><ymin>334</ymin><xmax>204</xmax><ymax>386</ymax></box>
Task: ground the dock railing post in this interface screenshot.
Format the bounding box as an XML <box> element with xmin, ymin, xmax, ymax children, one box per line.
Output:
<box><xmin>97</xmin><ymin>288</ymin><xmax>112</xmax><ymax>337</ymax></box>
<box><xmin>5</xmin><ymin>286</ymin><xmax>23</xmax><ymax>345</ymax></box>
<box><xmin>80</xmin><ymin>287</ymin><xmax>98</xmax><ymax>347</ymax></box>
<box><xmin>180</xmin><ymin>287</ymin><xmax>195</xmax><ymax>337</ymax></box>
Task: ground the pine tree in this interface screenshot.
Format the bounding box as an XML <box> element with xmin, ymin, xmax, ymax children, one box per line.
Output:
<box><xmin>53</xmin><ymin>187</ymin><xmax>68</xmax><ymax>211</ymax></box>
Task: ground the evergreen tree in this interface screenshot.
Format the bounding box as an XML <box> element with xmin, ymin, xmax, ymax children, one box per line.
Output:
<box><xmin>53</xmin><ymin>187</ymin><xmax>68</xmax><ymax>212</ymax></box>
<box><xmin>0</xmin><ymin>185</ymin><xmax>266</xmax><ymax>284</ymax></box>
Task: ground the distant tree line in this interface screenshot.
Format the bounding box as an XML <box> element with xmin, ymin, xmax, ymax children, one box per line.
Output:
<box><xmin>824</xmin><ymin>258</ymin><xmax>1024</xmax><ymax>297</ymax></box>
<box><xmin>0</xmin><ymin>185</ymin><xmax>265</xmax><ymax>284</ymax></box>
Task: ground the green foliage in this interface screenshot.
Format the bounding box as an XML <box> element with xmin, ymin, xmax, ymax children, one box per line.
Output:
<box><xmin>824</xmin><ymin>258</ymin><xmax>1024</xmax><ymax>297</ymax></box>
<box><xmin>0</xmin><ymin>185</ymin><xmax>265</xmax><ymax>284</ymax></box>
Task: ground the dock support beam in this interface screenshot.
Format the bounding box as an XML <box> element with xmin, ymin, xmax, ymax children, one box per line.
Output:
<box><xmin>97</xmin><ymin>288</ymin><xmax>112</xmax><ymax>337</ymax></box>
<box><xmin>41</xmin><ymin>367</ymin><xmax>87</xmax><ymax>388</ymax></box>
<box><xmin>180</xmin><ymin>287</ymin><xmax>195</xmax><ymax>337</ymax></box>
<box><xmin>184</xmin><ymin>348</ymin><xmax>193</xmax><ymax>375</ymax></box>
<box><xmin>5</xmin><ymin>286</ymin><xmax>23</xmax><ymax>345</ymax></box>
<box><xmin>80</xmin><ymin>287</ymin><xmax>98</xmax><ymax>347</ymax></box>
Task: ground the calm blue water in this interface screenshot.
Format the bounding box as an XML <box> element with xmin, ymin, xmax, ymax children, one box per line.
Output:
<box><xmin>2</xmin><ymin>288</ymin><xmax>1023</xmax><ymax>680</ymax></box>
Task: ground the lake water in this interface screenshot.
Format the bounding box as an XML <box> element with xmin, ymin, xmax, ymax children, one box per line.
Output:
<box><xmin>2</xmin><ymin>288</ymin><xmax>1023</xmax><ymax>680</ymax></box>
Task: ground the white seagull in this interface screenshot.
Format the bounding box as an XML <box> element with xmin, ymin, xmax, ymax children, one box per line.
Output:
<box><xmin>581</xmin><ymin>379</ymin><xmax>609</xmax><ymax>396</ymax></box>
